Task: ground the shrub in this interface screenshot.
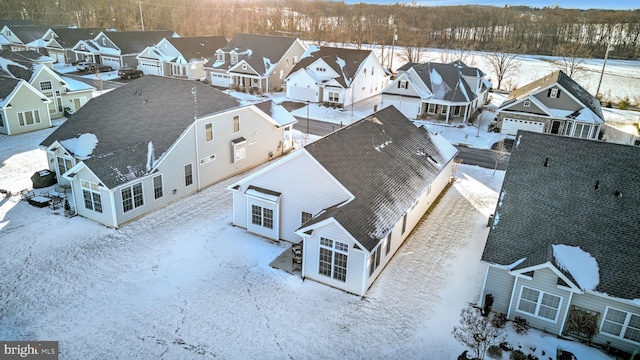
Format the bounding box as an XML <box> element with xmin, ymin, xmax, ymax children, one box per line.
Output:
<box><xmin>618</xmin><ymin>97</ymin><xmax>630</xmax><ymax>110</ymax></box>
<box><xmin>487</xmin><ymin>345</ymin><xmax>503</xmax><ymax>359</ymax></box>
<box><xmin>491</xmin><ymin>312</ymin><xmax>507</xmax><ymax>328</ymax></box>
<box><xmin>512</xmin><ymin>317</ymin><xmax>530</xmax><ymax>335</ymax></box>
<box><xmin>510</xmin><ymin>349</ymin><xmax>527</xmax><ymax>360</ymax></box>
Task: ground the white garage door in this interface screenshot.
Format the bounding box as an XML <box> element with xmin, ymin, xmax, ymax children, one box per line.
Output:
<box><xmin>210</xmin><ymin>73</ymin><xmax>231</xmax><ymax>88</ymax></box>
<box><xmin>101</xmin><ymin>56</ymin><xmax>120</xmax><ymax>70</ymax></box>
<box><xmin>501</xmin><ymin>118</ymin><xmax>545</xmax><ymax>136</ymax></box>
<box><xmin>385</xmin><ymin>100</ymin><xmax>419</xmax><ymax>120</ymax></box>
<box><xmin>139</xmin><ymin>61</ymin><xmax>162</xmax><ymax>76</ymax></box>
<box><xmin>289</xmin><ymin>87</ymin><xmax>316</xmax><ymax>102</ymax></box>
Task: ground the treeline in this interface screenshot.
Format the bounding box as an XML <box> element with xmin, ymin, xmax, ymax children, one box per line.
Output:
<box><xmin>1</xmin><ymin>0</ymin><xmax>638</xmax><ymax>59</ymax></box>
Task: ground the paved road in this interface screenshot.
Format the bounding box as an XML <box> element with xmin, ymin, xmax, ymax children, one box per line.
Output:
<box><xmin>63</xmin><ymin>71</ymin><xmax>129</xmax><ymax>90</ymax></box>
<box><xmin>293</xmin><ymin>116</ymin><xmax>510</xmax><ymax>170</ymax></box>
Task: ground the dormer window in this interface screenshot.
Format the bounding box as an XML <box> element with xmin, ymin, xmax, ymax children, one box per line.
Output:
<box><xmin>101</xmin><ymin>37</ymin><xmax>106</xmax><ymax>46</ymax></box>
<box><xmin>230</xmin><ymin>52</ymin><xmax>238</xmax><ymax>65</ymax></box>
<box><xmin>216</xmin><ymin>52</ymin><xmax>224</xmax><ymax>62</ymax></box>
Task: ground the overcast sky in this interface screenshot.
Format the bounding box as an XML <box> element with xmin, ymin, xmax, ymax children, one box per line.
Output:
<box><xmin>341</xmin><ymin>0</ymin><xmax>638</xmax><ymax>10</ymax></box>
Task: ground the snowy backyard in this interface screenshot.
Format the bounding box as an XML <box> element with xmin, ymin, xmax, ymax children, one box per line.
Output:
<box><xmin>2</xmin><ymin>48</ymin><xmax>639</xmax><ymax>359</ymax></box>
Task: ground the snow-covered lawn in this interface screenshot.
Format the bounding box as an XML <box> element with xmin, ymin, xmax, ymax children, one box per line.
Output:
<box><xmin>0</xmin><ymin>126</ymin><xmax>614</xmax><ymax>359</ymax></box>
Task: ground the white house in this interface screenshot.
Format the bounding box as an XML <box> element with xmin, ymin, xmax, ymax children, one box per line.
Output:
<box><xmin>381</xmin><ymin>60</ymin><xmax>491</xmax><ymax>122</ymax></box>
<box><xmin>39</xmin><ymin>76</ymin><xmax>296</xmax><ymax>228</ymax></box>
<box><xmin>480</xmin><ymin>131</ymin><xmax>640</xmax><ymax>356</ymax></box>
<box><xmin>228</xmin><ymin>106</ymin><xmax>458</xmax><ymax>296</ymax></box>
<box><xmin>284</xmin><ymin>45</ymin><xmax>389</xmax><ymax>106</ymax></box>
<box><xmin>203</xmin><ymin>33</ymin><xmax>306</xmax><ymax>93</ymax></box>
<box><xmin>136</xmin><ymin>36</ymin><xmax>227</xmax><ymax>80</ymax></box>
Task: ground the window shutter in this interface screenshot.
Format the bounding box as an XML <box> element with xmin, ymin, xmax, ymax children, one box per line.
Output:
<box><xmin>397</xmin><ymin>81</ymin><xmax>401</xmax><ymax>88</ymax></box>
<box><xmin>557</xmin><ymin>90</ymin><xmax>561</xmax><ymax>98</ymax></box>
<box><xmin>547</xmin><ymin>89</ymin><xmax>552</xmax><ymax>97</ymax></box>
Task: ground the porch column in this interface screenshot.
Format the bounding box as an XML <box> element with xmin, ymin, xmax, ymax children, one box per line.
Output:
<box><xmin>464</xmin><ymin>105</ymin><xmax>470</xmax><ymax>123</ymax></box>
<box><xmin>446</xmin><ymin>105</ymin><xmax>451</xmax><ymax>123</ymax></box>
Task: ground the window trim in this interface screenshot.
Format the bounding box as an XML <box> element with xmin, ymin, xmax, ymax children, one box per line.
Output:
<box><xmin>523</xmin><ymin>100</ymin><xmax>531</xmax><ymax>107</ymax></box>
<box><xmin>81</xmin><ymin>180</ymin><xmax>102</xmax><ymax>213</ymax></box>
<box><xmin>516</xmin><ymin>286</ymin><xmax>563</xmax><ymax>323</ymax></box>
<box><xmin>600</xmin><ymin>306</ymin><xmax>640</xmax><ymax>344</ymax></box>
<box><xmin>121</xmin><ymin>182</ymin><xmax>144</xmax><ymax>213</ymax></box>
<box><xmin>184</xmin><ymin>163</ymin><xmax>193</xmax><ymax>186</ymax></box>
<box><xmin>318</xmin><ymin>237</ymin><xmax>348</xmax><ymax>282</ymax></box>
<box><xmin>205</xmin><ymin>123</ymin><xmax>213</xmax><ymax>141</ymax></box>
<box><xmin>153</xmin><ymin>175</ymin><xmax>163</xmax><ymax>200</ymax></box>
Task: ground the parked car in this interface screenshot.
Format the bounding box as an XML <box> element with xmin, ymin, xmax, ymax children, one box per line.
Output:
<box><xmin>118</xmin><ymin>68</ymin><xmax>144</xmax><ymax>79</ymax></box>
<box><xmin>87</xmin><ymin>64</ymin><xmax>113</xmax><ymax>74</ymax></box>
<box><xmin>76</xmin><ymin>61</ymin><xmax>96</xmax><ymax>71</ymax></box>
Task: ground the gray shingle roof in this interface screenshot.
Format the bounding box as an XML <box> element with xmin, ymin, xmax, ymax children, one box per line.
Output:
<box><xmin>166</xmin><ymin>36</ymin><xmax>227</xmax><ymax>62</ymax></box>
<box><xmin>5</xmin><ymin>25</ymin><xmax>52</xmax><ymax>44</ymax></box>
<box><xmin>289</xmin><ymin>46</ymin><xmax>372</xmax><ymax>87</ymax></box>
<box><xmin>499</xmin><ymin>70</ymin><xmax>604</xmax><ymax>120</ymax></box>
<box><xmin>0</xmin><ymin>50</ymin><xmax>37</xmax><ymax>80</ymax></box>
<box><xmin>482</xmin><ymin>131</ymin><xmax>640</xmax><ymax>301</ymax></box>
<box><xmin>410</xmin><ymin>62</ymin><xmax>478</xmax><ymax>102</ymax></box>
<box><xmin>50</xmin><ymin>28</ymin><xmax>104</xmax><ymax>48</ymax></box>
<box><xmin>40</xmin><ymin>75</ymin><xmax>240</xmax><ymax>188</ymax></box>
<box><xmin>302</xmin><ymin>105</ymin><xmax>458</xmax><ymax>251</ymax></box>
<box><xmin>204</xmin><ymin>33</ymin><xmax>297</xmax><ymax>75</ymax></box>
<box><xmin>0</xmin><ymin>75</ymin><xmax>21</xmax><ymax>100</ymax></box>
<box><xmin>103</xmin><ymin>31</ymin><xmax>176</xmax><ymax>55</ymax></box>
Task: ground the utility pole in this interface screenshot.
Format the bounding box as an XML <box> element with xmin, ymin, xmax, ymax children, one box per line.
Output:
<box><xmin>139</xmin><ymin>1</ymin><xmax>145</xmax><ymax>31</ymax></box>
<box><xmin>390</xmin><ymin>26</ymin><xmax>397</xmax><ymax>72</ymax></box>
<box><xmin>596</xmin><ymin>45</ymin><xmax>614</xmax><ymax>99</ymax></box>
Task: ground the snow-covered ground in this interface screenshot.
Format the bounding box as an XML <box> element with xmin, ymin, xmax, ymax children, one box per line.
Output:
<box><xmin>1</xmin><ymin>47</ymin><xmax>637</xmax><ymax>359</ymax></box>
<box><xmin>0</xmin><ymin>127</ymin><xmax>614</xmax><ymax>359</ymax></box>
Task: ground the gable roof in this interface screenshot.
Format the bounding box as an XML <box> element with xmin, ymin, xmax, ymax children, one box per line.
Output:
<box><xmin>49</xmin><ymin>28</ymin><xmax>104</xmax><ymax>48</ymax></box>
<box><xmin>300</xmin><ymin>105</ymin><xmax>458</xmax><ymax>251</ymax></box>
<box><xmin>288</xmin><ymin>46</ymin><xmax>373</xmax><ymax>87</ymax></box>
<box><xmin>205</xmin><ymin>33</ymin><xmax>298</xmax><ymax>75</ymax></box>
<box><xmin>408</xmin><ymin>62</ymin><xmax>478</xmax><ymax>102</ymax></box>
<box><xmin>40</xmin><ymin>76</ymin><xmax>240</xmax><ymax>188</ymax></box>
<box><xmin>481</xmin><ymin>131</ymin><xmax>640</xmax><ymax>301</ymax></box>
<box><xmin>4</xmin><ymin>25</ymin><xmax>52</xmax><ymax>44</ymax></box>
<box><xmin>500</xmin><ymin>70</ymin><xmax>604</xmax><ymax>120</ymax></box>
<box><xmin>0</xmin><ymin>76</ymin><xmax>22</xmax><ymax>105</ymax></box>
<box><xmin>166</xmin><ymin>36</ymin><xmax>227</xmax><ymax>62</ymax></box>
<box><xmin>101</xmin><ymin>31</ymin><xmax>177</xmax><ymax>55</ymax></box>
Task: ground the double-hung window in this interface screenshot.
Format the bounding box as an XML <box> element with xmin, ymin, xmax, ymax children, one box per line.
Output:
<box><xmin>57</xmin><ymin>156</ymin><xmax>73</xmax><ymax>177</ymax></box>
<box><xmin>517</xmin><ymin>286</ymin><xmax>562</xmax><ymax>322</ymax></box>
<box><xmin>184</xmin><ymin>164</ymin><xmax>193</xmax><ymax>186</ymax></box>
<box><xmin>319</xmin><ymin>237</ymin><xmax>348</xmax><ymax>282</ymax></box>
<box><xmin>81</xmin><ymin>180</ymin><xmax>102</xmax><ymax>213</ymax></box>
<box><xmin>369</xmin><ymin>245</ymin><xmax>381</xmax><ymax>277</ymax></box>
<box><xmin>251</xmin><ymin>205</ymin><xmax>273</xmax><ymax>229</ymax></box>
<box><xmin>601</xmin><ymin>307</ymin><xmax>640</xmax><ymax>343</ymax></box>
<box><xmin>17</xmin><ymin>110</ymin><xmax>41</xmax><ymax>126</ymax></box>
<box><xmin>122</xmin><ymin>183</ymin><xmax>144</xmax><ymax>213</ymax></box>
<box><xmin>153</xmin><ymin>175</ymin><xmax>163</xmax><ymax>199</ymax></box>
<box><xmin>328</xmin><ymin>91</ymin><xmax>339</xmax><ymax>103</ymax></box>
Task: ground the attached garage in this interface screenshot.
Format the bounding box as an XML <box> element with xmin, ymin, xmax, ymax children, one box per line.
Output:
<box><xmin>210</xmin><ymin>73</ymin><xmax>231</xmax><ymax>88</ymax></box>
<box><xmin>500</xmin><ymin>118</ymin><xmax>545</xmax><ymax>136</ymax></box>
<box><xmin>288</xmin><ymin>86</ymin><xmax>317</xmax><ymax>102</ymax></box>
<box><xmin>139</xmin><ymin>61</ymin><xmax>162</xmax><ymax>76</ymax></box>
<box><xmin>101</xmin><ymin>56</ymin><xmax>121</xmax><ymax>70</ymax></box>
<box><xmin>383</xmin><ymin>99</ymin><xmax>420</xmax><ymax>120</ymax></box>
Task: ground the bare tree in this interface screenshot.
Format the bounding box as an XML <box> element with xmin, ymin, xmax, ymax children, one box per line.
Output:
<box><xmin>492</xmin><ymin>141</ymin><xmax>508</xmax><ymax>176</ymax></box>
<box><xmin>484</xmin><ymin>50</ymin><xmax>520</xmax><ymax>91</ymax></box>
<box><xmin>552</xmin><ymin>43</ymin><xmax>591</xmax><ymax>79</ymax></box>
<box><xmin>452</xmin><ymin>306</ymin><xmax>506</xmax><ymax>360</ymax></box>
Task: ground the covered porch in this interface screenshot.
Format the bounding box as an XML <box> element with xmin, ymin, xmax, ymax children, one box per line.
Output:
<box><xmin>419</xmin><ymin>102</ymin><xmax>476</xmax><ymax>123</ymax></box>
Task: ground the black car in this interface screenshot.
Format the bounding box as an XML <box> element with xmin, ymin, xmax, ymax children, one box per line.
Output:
<box><xmin>87</xmin><ymin>64</ymin><xmax>113</xmax><ymax>73</ymax></box>
<box><xmin>118</xmin><ymin>68</ymin><xmax>144</xmax><ymax>79</ymax></box>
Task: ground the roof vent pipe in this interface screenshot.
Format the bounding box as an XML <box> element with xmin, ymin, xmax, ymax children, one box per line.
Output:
<box><xmin>544</xmin><ymin>157</ymin><xmax>549</xmax><ymax>167</ymax></box>
<box><xmin>614</xmin><ymin>190</ymin><xmax>622</xmax><ymax>197</ymax></box>
<box><xmin>595</xmin><ymin>180</ymin><xmax>599</xmax><ymax>189</ymax></box>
